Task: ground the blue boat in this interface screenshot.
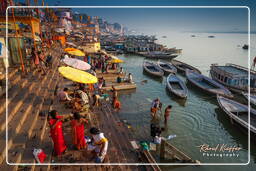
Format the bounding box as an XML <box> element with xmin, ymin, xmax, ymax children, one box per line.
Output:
<box><xmin>210</xmin><ymin>63</ymin><xmax>256</xmax><ymax>93</ymax></box>
<box><xmin>186</xmin><ymin>69</ymin><xmax>233</xmax><ymax>98</ymax></box>
<box><xmin>166</xmin><ymin>74</ymin><xmax>188</xmax><ymax>98</ymax></box>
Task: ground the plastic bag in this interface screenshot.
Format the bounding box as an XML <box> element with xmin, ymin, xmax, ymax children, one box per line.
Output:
<box><xmin>33</xmin><ymin>148</ymin><xmax>46</xmax><ymax>163</ymax></box>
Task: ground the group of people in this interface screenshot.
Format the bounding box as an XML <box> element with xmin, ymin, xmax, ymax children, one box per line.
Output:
<box><xmin>29</xmin><ymin>47</ymin><xmax>53</xmax><ymax>75</ymax></box>
<box><xmin>150</xmin><ymin>98</ymin><xmax>173</xmax><ymax>144</ymax></box>
<box><xmin>48</xmin><ymin>110</ymin><xmax>108</xmax><ymax>163</ymax></box>
<box><xmin>150</xmin><ymin>98</ymin><xmax>172</xmax><ymax>125</ymax></box>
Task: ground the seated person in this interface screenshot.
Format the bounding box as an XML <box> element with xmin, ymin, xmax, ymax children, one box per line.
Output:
<box><xmin>119</xmin><ymin>67</ymin><xmax>124</xmax><ymax>74</ymax></box>
<box><xmin>58</xmin><ymin>88</ymin><xmax>72</xmax><ymax>102</ymax></box>
<box><xmin>77</xmin><ymin>88</ymin><xmax>90</xmax><ymax>112</ymax></box>
<box><xmin>116</xmin><ymin>76</ymin><xmax>122</xmax><ymax>83</ymax></box>
<box><xmin>124</xmin><ymin>73</ymin><xmax>133</xmax><ymax>83</ymax></box>
<box><xmin>127</xmin><ymin>73</ymin><xmax>133</xmax><ymax>83</ymax></box>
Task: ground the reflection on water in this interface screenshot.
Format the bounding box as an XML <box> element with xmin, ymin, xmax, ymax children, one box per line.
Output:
<box><xmin>116</xmin><ymin>33</ymin><xmax>256</xmax><ymax>170</ymax></box>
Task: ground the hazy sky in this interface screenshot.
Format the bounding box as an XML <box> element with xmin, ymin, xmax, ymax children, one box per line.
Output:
<box><xmin>73</xmin><ymin>8</ymin><xmax>249</xmax><ymax>34</ymax></box>
<box><xmin>17</xmin><ymin>0</ymin><xmax>256</xmax><ymax>34</ymax></box>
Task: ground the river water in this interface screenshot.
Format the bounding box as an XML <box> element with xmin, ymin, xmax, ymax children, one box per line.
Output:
<box><xmin>115</xmin><ymin>33</ymin><xmax>256</xmax><ymax>170</ymax></box>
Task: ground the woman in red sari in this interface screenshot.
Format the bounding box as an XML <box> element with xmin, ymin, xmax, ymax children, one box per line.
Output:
<box><xmin>48</xmin><ymin>110</ymin><xmax>67</xmax><ymax>156</ymax></box>
<box><xmin>71</xmin><ymin>112</ymin><xmax>88</xmax><ymax>150</ymax></box>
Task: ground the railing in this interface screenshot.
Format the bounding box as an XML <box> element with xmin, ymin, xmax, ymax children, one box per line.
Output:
<box><xmin>159</xmin><ymin>139</ymin><xmax>199</xmax><ymax>163</ymax></box>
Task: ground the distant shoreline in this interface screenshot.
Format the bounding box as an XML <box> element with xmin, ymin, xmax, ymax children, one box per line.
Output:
<box><xmin>185</xmin><ymin>31</ymin><xmax>256</xmax><ymax>34</ymax></box>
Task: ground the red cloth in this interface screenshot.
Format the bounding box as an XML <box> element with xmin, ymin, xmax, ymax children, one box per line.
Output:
<box><xmin>37</xmin><ymin>151</ymin><xmax>46</xmax><ymax>163</ymax></box>
<box><xmin>49</xmin><ymin>116</ymin><xmax>67</xmax><ymax>156</ymax></box>
<box><xmin>114</xmin><ymin>100</ymin><xmax>121</xmax><ymax>109</ymax></box>
<box><xmin>34</xmin><ymin>54</ymin><xmax>39</xmax><ymax>65</ymax></box>
<box><xmin>71</xmin><ymin>120</ymin><xmax>87</xmax><ymax>149</ymax></box>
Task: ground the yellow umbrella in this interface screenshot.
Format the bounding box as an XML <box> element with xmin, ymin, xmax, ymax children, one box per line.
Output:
<box><xmin>58</xmin><ymin>66</ymin><xmax>98</xmax><ymax>84</ymax></box>
<box><xmin>108</xmin><ymin>59</ymin><xmax>124</xmax><ymax>63</ymax></box>
<box><xmin>64</xmin><ymin>48</ymin><xmax>85</xmax><ymax>56</ymax></box>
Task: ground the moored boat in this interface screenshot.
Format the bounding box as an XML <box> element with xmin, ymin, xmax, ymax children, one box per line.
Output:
<box><xmin>157</xmin><ymin>61</ymin><xmax>177</xmax><ymax>74</ymax></box>
<box><xmin>171</xmin><ymin>59</ymin><xmax>201</xmax><ymax>74</ymax></box>
<box><xmin>186</xmin><ymin>69</ymin><xmax>233</xmax><ymax>98</ymax></box>
<box><xmin>210</xmin><ymin>63</ymin><xmax>256</xmax><ymax>93</ymax></box>
<box><xmin>143</xmin><ymin>61</ymin><xmax>164</xmax><ymax>77</ymax></box>
<box><xmin>242</xmin><ymin>92</ymin><xmax>256</xmax><ymax>105</ymax></box>
<box><xmin>143</xmin><ymin>51</ymin><xmax>178</xmax><ymax>60</ymax></box>
<box><xmin>166</xmin><ymin>74</ymin><xmax>188</xmax><ymax>98</ymax></box>
<box><xmin>217</xmin><ymin>95</ymin><xmax>256</xmax><ymax>135</ymax></box>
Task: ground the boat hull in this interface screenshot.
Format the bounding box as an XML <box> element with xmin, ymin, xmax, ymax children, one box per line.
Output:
<box><xmin>157</xmin><ymin>61</ymin><xmax>177</xmax><ymax>75</ymax></box>
<box><xmin>166</xmin><ymin>74</ymin><xmax>188</xmax><ymax>98</ymax></box>
<box><xmin>186</xmin><ymin>70</ymin><xmax>233</xmax><ymax>98</ymax></box>
<box><xmin>217</xmin><ymin>95</ymin><xmax>256</xmax><ymax>135</ymax></box>
<box><xmin>210</xmin><ymin>64</ymin><xmax>256</xmax><ymax>93</ymax></box>
<box><xmin>143</xmin><ymin>61</ymin><xmax>164</xmax><ymax>77</ymax></box>
<box><xmin>171</xmin><ymin>60</ymin><xmax>201</xmax><ymax>75</ymax></box>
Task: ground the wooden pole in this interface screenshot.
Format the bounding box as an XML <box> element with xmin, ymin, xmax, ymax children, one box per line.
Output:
<box><xmin>10</xmin><ymin>0</ymin><xmax>25</xmax><ymax>73</ymax></box>
<box><xmin>160</xmin><ymin>139</ymin><xmax>166</xmax><ymax>159</ymax></box>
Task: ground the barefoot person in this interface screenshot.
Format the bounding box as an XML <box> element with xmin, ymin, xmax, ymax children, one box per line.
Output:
<box><xmin>71</xmin><ymin>112</ymin><xmax>88</xmax><ymax>150</ymax></box>
<box><xmin>88</xmin><ymin>127</ymin><xmax>108</xmax><ymax>163</ymax></box>
<box><xmin>48</xmin><ymin>110</ymin><xmax>67</xmax><ymax>156</ymax></box>
<box><xmin>151</xmin><ymin>98</ymin><xmax>162</xmax><ymax>119</ymax></box>
<box><xmin>164</xmin><ymin>105</ymin><xmax>172</xmax><ymax>125</ymax></box>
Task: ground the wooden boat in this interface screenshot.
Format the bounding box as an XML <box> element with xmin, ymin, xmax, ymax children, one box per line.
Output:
<box><xmin>143</xmin><ymin>61</ymin><xmax>164</xmax><ymax>77</ymax></box>
<box><xmin>186</xmin><ymin>69</ymin><xmax>233</xmax><ymax>98</ymax></box>
<box><xmin>144</xmin><ymin>51</ymin><xmax>178</xmax><ymax>60</ymax></box>
<box><xmin>171</xmin><ymin>59</ymin><xmax>201</xmax><ymax>74</ymax></box>
<box><xmin>210</xmin><ymin>63</ymin><xmax>256</xmax><ymax>93</ymax></box>
<box><xmin>217</xmin><ymin>95</ymin><xmax>256</xmax><ymax>135</ymax></box>
<box><xmin>157</xmin><ymin>61</ymin><xmax>177</xmax><ymax>74</ymax></box>
<box><xmin>166</xmin><ymin>74</ymin><xmax>188</xmax><ymax>98</ymax></box>
<box><xmin>242</xmin><ymin>92</ymin><xmax>256</xmax><ymax>105</ymax></box>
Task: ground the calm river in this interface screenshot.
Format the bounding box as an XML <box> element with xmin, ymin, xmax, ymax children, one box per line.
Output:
<box><xmin>116</xmin><ymin>32</ymin><xmax>256</xmax><ymax>171</ymax></box>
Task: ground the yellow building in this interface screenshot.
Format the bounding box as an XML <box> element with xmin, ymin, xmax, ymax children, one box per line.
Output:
<box><xmin>81</xmin><ymin>42</ymin><xmax>101</xmax><ymax>54</ymax></box>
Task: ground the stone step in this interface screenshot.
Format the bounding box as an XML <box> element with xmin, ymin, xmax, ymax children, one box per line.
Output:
<box><xmin>4</xmin><ymin>51</ymin><xmax>61</xmax><ymax>167</ymax></box>
<box><xmin>5</xmin><ymin>64</ymin><xmax>60</xmax><ymax>165</ymax></box>
<box><xmin>0</xmin><ymin>55</ymin><xmax>60</xmax><ymax>132</ymax></box>
<box><xmin>0</xmin><ymin>59</ymin><xmax>60</xmax><ymax>164</ymax></box>
<box><xmin>20</xmin><ymin>73</ymin><xmax>60</xmax><ymax>165</ymax></box>
<box><xmin>0</xmin><ymin>69</ymin><xmax>39</xmax><ymax>115</ymax></box>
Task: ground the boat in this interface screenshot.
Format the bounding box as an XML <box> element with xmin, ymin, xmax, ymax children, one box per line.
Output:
<box><xmin>242</xmin><ymin>44</ymin><xmax>249</xmax><ymax>50</ymax></box>
<box><xmin>208</xmin><ymin>35</ymin><xmax>215</xmax><ymax>38</ymax></box>
<box><xmin>217</xmin><ymin>95</ymin><xmax>256</xmax><ymax>135</ymax></box>
<box><xmin>242</xmin><ymin>92</ymin><xmax>256</xmax><ymax>105</ymax></box>
<box><xmin>143</xmin><ymin>61</ymin><xmax>164</xmax><ymax>77</ymax></box>
<box><xmin>143</xmin><ymin>51</ymin><xmax>178</xmax><ymax>60</ymax></box>
<box><xmin>162</xmin><ymin>36</ymin><xmax>167</xmax><ymax>38</ymax></box>
<box><xmin>157</xmin><ymin>61</ymin><xmax>177</xmax><ymax>74</ymax></box>
<box><xmin>191</xmin><ymin>35</ymin><xmax>196</xmax><ymax>37</ymax></box>
<box><xmin>171</xmin><ymin>59</ymin><xmax>201</xmax><ymax>74</ymax></box>
<box><xmin>210</xmin><ymin>63</ymin><xmax>256</xmax><ymax>93</ymax></box>
<box><xmin>186</xmin><ymin>69</ymin><xmax>233</xmax><ymax>98</ymax></box>
<box><xmin>166</xmin><ymin>74</ymin><xmax>188</xmax><ymax>98</ymax></box>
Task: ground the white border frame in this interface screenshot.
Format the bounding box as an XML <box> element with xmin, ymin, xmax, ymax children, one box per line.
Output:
<box><xmin>5</xmin><ymin>6</ymin><xmax>251</xmax><ymax>166</ymax></box>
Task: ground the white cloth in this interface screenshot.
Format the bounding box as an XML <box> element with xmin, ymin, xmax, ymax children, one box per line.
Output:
<box><xmin>77</xmin><ymin>90</ymin><xmax>89</xmax><ymax>105</ymax></box>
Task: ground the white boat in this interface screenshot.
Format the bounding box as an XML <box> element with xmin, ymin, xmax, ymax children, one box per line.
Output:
<box><xmin>217</xmin><ymin>95</ymin><xmax>256</xmax><ymax>135</ymax></box>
